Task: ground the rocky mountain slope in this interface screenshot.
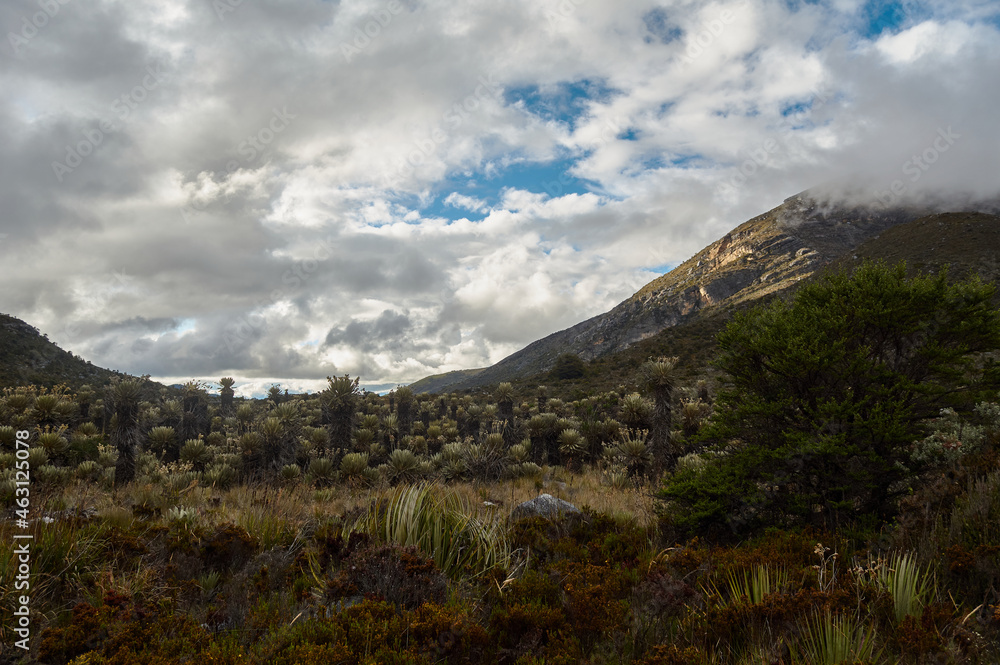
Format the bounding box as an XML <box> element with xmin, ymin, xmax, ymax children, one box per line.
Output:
<box><xmin>413</xmin><ymin>192</ymin><xmax>980</xmax><ymax>393</ymax></box>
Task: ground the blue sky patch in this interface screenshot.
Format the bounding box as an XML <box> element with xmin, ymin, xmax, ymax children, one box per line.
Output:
<box><xmin>175</xmin><ymin>318</ymin><xmax>197</xmax><ymax>335</ymax></box>
<box><xmin>643</xmin><ymin>8</ymin><xmax>684</xmax><ymax>44</ymax></box>
<box><xmin>861</xmin><ymin>0</ymin><xmax>909</xmax><ymax>37</ymax></box>
<box><xmin>417</xmin><ymin>157</ymin><xmax>595</xmax><ymax>221</ymax></box>
<box><xmin>649</xmin><ymin>262</ymin><xmax>680</xmax><ymax>275</ymax></box>
<box><xmin>669</xmin><ymin>154</ymin><xmax>702</xmax><ymax>168</ymax></box>
<box><xmin>782</xmin><ymin>0</ymin><xmax>822</xmax><ymax>9</ymax></box>
<box><xmin>781</xmin><ymin>100</ymin><xmax>814</xmax><ymax>116</ymax></box>
<box><xmin>504</xmin><ymin>79</ymin><xmax>620</xmax><ymax>132</ymax></box>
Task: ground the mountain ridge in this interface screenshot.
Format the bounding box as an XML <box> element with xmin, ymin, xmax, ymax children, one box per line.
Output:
<box><xmin>412</xmin><ymin>192</ymin><xmax>996</xmax><ymax>393</ymax></box>
<box><xmin>0</xmin><ymin>312</ymin><xmax>147</xmax><ymax>391</ymax></box>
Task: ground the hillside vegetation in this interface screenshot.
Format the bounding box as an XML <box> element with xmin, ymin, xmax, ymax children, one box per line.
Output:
<box><xmin>0</xmin><ymin>314</ymin><xmax>131</xmax><ymax>391</ymax></box>
<box><xmin>2</xmin><ymin>257</ymin><xmax>1000</xmax><ymax>664</ymax></box>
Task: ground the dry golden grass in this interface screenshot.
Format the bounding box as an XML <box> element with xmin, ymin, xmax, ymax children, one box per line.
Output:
<box><xmin>47</xmin><ymin>466</ymin><xmax>658</xmax><ymax>534</ymax></box>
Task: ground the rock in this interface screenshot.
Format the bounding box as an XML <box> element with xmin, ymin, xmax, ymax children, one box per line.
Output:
<box><xmin>510</xmin><ymin>494</ymin><xmax>580</xmax><ymax>521</ymax></box>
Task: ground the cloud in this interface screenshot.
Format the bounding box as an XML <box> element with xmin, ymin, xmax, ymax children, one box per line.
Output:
<box><xmin>1</xmin><ymin>0</ymin><xmax>998</xmax><ymax>394</ymax></box>
<box><xmin>443</xmin><ymin>192</ymin><xmax>488</xmax><ymax>213</ymax></box>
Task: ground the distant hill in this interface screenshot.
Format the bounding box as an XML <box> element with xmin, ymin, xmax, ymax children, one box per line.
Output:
<box><xmin>416</xmin><ymin>194</ymin><xmax>1000</xmax><ymax>394</ymax></box>
<box><xmin>0</xmin><ymin>313</ymin><xmax>141</xmax><ymax>390</ymax></box>
<box><xmin>408</xmin><ymin>368</ymin><xmax>487</xmax><ymax>394</ymax></box>
<box><xmin>820</xmin><ymin>211</ymin><xmax>1000</xmax><ymax>283</ymax></box>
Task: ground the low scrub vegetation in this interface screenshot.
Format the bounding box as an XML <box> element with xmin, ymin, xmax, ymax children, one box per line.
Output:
<box><xmin>1</xmin><ymin>261</ymin><xmax>998</xmax><ymax>663</ymax></box>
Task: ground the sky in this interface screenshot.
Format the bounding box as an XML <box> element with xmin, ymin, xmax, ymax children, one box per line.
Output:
<box><xmin>1</xmin><ymin>0</ymin><xmax>999</xmax><ymax>397</ymax></box>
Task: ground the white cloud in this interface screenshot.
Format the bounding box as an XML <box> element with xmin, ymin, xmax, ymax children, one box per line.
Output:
<box><xmin>1</xmin><ymin>0</ymin><xmax>998</xmax><ymax>392</ymax></box>
<box><xmin>443</xmin><ymin>192</ymin><xmax>488</xmax><ymax>213</ymax></box>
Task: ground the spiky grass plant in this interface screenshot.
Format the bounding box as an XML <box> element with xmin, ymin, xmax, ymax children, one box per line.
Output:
<box><xmin>558</xmin><ymin>428</ymin><xmax>587</xmax><ymax>456</ymax></box>
<box><xmin>351</xmin><ymin>482</ymin><xmax>513</xmax><ymax>579</ymax></box>
<box><xmin>465</xmin><ymin>432</ymin><xmax>508</xmax><ymax>481</ymax></box>
<box><xmin>270</xmin><ymin>401</ymin><xmax>300</xmax><ymax>425</ymax></box>
<box><xmin>219</xmin><ymin>377</ymin><xmax>236</xmax><ymax>416</ymax></box>
<box><xmin>307</xmin><ymin>457</ymin><xmax>337</xmax><ymax>485</ymax></box>
<box><xmin>280</xmin><ymin>463</ymin><xmax>301</xmax><ymax>482</ymax></box>
<box><xmin>75</xmin><ymin>422</ymin><xmax>100</xmax><ymax>438</ymax></box>
<box><xmin>387</xmin><ymin>448</ymin><xmax>419</xmax><ymax>481</ymax></box>
<box><xmin>708</xmin><ymin>564</ymin><xmax>789</xmax><ymax>607</ymax></box>
<box><xmin>306</xmin><ymin>427</ymin><xmax>331</xmax><ymax>455</ymax></box>
<box><xmin>495</xmin><ymin>382</ymin><xmax>515</xmax><ymax>403</ymax></box>
<box><xmin>604</xmin><ymin>428</ymin><xmax>650</xmax><ymax>477</ymax></box>
<box><xmin>619</xmin><ymin>392</ymin><xmax>653</xmax><ymax>429</ymax></box>
<box><xmin>603</xmin><ymin>464</ymin><xmax>631</xmax><ymax>490</ymax></box>
<box><xmin>259</xmin><ymin>416</ymin><xmax>283</xmax><ymax>440</ymax></box>
<box><xmin>76</xmin><ymin>460</ymin><xmax>101</xmax><ymax>480</ymax></box>
<box><xmin>680</xmin><ymin>399</ymin><xmax>711</xmax><ymax>436</ymax></box>
<box><xmin>32</xmin><ymin>393</ymin><xmax>60</xmax><ymax>423</ymax></box>
<box><xmin>382</xmin><ymin>412</ymin><xmax>400</xmax><ymax>446</ymax></box>
<box><xmin>340</xmin><ymin>452</ymin><xmax>370</xmax><ymax>478</ymax></box>
<box><xmin>37</xmin><ymin>429</ymin><xmax>70</xmax><ymax>456</ymax></box>
<box><xmin>27</xmin><ymin>447</ymin><xmax>49</xmax><ymax>468</ymax></box>
<box><xmin>235</xmin><ymin>403</ymin><xmax>255</xmax><ymax>431</ymax></box>
<box><xmin>180</xmin><ymin>439</ymin><xmax>212</xmax><ymax>470</ymax></box>
<box><xmin>353</xmin><ymin>427</ymin><xmax>376</xmax><ymax>452</ymax></box>
<box><xmin>791</xmin><ymin>610</ymin><xmax>883</xmax><ymax>665</ymax></box>
<box><xmin>148</xmin><ymin>426</ymin><xmax>177</xmax><ymax>460</ymax></box>
<box><xmin>640</xmin><ymin>356</ymin><xmax>680</xmax><ymax>473</ymax></box>
<box><xmin>204</xmin><ymin>463</ymin><xmax>236</xmax><ymax>489</ymax></box>
<box><xmin>508</xmin><ymin>440</ymin><xmax>531</xmax><ymax>464</ymax></box>
<box><xmin>878</xmin><ymin>551</ymin><xmax>936</xmax><ymax>623</ymax></box>
<box><xmin>110</xmin><ymin>378</ymin><xmax>144</xmax><ymax>486</ymax></box>
<box><xmin>359</xmin><ymin>413</ymin><xmax>380</xmax><ymax>432</ymax></box>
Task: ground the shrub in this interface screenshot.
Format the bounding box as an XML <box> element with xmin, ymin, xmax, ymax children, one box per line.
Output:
<box><xmin>550</xmin><ymin>353</ymin><xmax>586</xmax><ymax>380</ymax></box>
<box><xmin>662</xmin><ymin>261</ymin><xmax>1000</xmax><ymax>535</ymax></box>
<box><xmin>330</xmin><ymin>543</ymin><xmax>447</xmax><ymax>611</ymax></box>
<box><xmin>201</xmin><ymin>523</ymin><xmax>258</xmax><ymax>572</ymax></box>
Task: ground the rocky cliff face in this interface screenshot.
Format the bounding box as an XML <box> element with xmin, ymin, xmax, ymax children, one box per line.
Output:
<box><xmin>421</xmin><ymin>193</ymin><xmax>935</xmax><ymax>391</ymax></box>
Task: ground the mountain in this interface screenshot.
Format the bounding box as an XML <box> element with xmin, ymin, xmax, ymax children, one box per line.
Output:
<box><xmin>0</xmin><ymin>312</ymin><xmax>137</xmax><ymax>390</ymax></box>
<box><xmin>408</xmin><ymin>368</ymin><xmax>487</xmax><ymax>394</ymax></box>
<box><xmin>414</xmin><ymin>192</ymin><xmax>998</xmax><ymax>393</ymax></box>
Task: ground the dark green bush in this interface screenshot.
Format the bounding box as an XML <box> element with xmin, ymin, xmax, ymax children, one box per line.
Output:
<box><xmin>662</xmin><ymin>261</ymin><xmax>1000</xmax><ymax>536</ymax></box>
